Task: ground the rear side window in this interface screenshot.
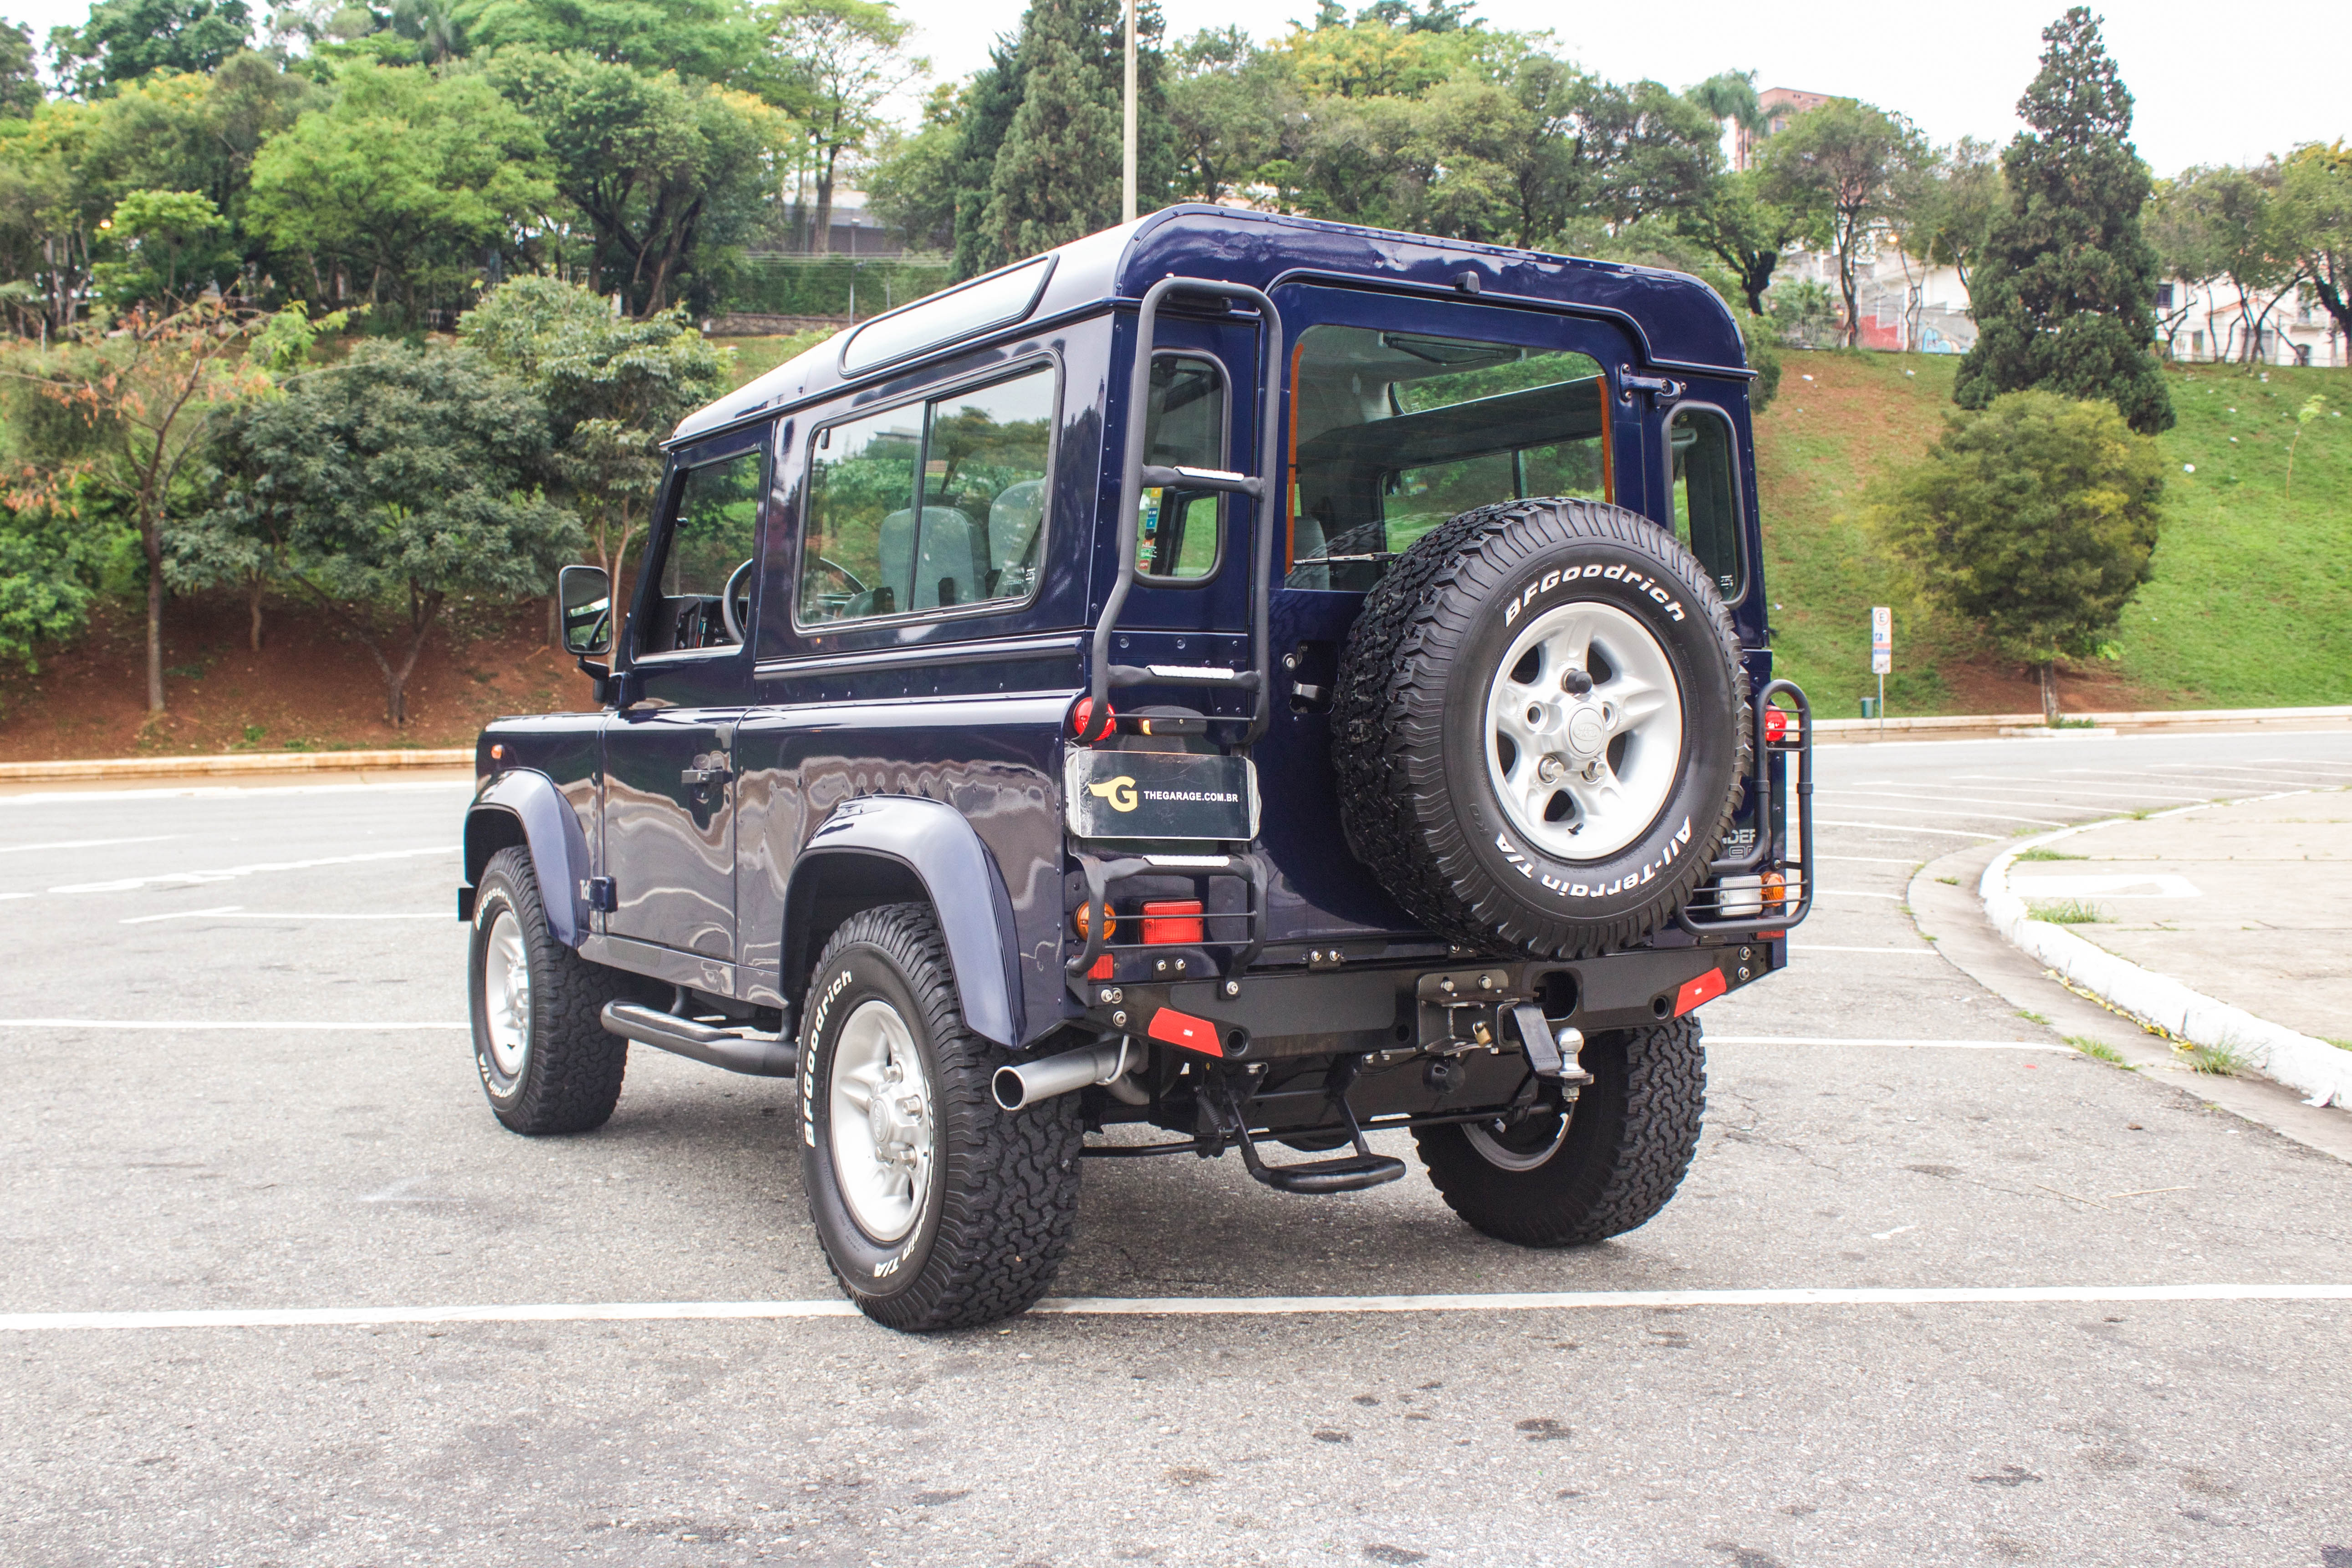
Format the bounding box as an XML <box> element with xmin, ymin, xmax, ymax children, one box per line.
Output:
<box><xmin>1137</xmin><ymin>353</ymin><xmax>1225</xmax><ymax>581</ymax></box>
<box><xmin>1667</xmin><ymin>406</ymin><xmax>1744</xmax><ymax>602</ymax></box>
<box><xmin>1289</xmin><ymin>325</ymin><xmax>1607</xmax><ymax>591</ymax></box>
<box><xmin>799</xmin><ymin>363</ymin><xmax>1056</xmax><ymax>625</ymax></box>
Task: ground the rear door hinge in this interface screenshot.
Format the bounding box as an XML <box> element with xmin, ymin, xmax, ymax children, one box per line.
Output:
<box><xmin>580</xmin><ymin>876</ymin><xmax>617</xmax><ymax>912</ymax></box>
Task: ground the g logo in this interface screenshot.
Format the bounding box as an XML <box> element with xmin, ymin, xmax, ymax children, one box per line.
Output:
<box><xmin>1087</xmin><ymin>776</ymin><xmax>1139</xmax><ymax>812</ymax></box>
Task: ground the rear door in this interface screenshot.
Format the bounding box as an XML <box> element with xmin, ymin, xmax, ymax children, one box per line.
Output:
<box><xmin>1262</xmin><ymin>284</ymin><xmax>1644</xmax><ymax>937</ymax></box>
<box><xmin>602</xmin><ymin>429</ymin><xmax>767</xmax><ymax>970</ymax></box>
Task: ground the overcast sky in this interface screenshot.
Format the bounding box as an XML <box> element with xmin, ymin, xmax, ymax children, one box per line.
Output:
<box><xmin>2</xmin><ymin>0</ymin><xmax>2338</xmax><ymax>175</ymax></box>
<box><xmin>892</xmin><ymin>0</ymin><xmax>2346</xmax><ymax>176</ymax></box>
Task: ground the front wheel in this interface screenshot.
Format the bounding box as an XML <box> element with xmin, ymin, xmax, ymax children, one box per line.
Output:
<box><xmin>1414</xmin><ymin>1017</ymin><xmax>1705</xmax><ymax>1246</ymax></box>
<box><xmin>469</xmin><ymin>846</ymin><xmax>633</xmax><ymax>1135</ymax></box>
<box><xmin>799</xmin><ymin>903</ymin><xmax>1082</xmax><ymax>1330</ymax></box>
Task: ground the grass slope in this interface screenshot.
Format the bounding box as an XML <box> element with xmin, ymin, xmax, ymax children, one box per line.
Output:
<box><xmin>1757</xmin><ymin>352</ymin><xmax>2352</xmax><ymax>717</ymax></box>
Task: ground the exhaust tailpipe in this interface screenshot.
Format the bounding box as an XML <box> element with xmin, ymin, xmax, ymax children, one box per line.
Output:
<box><xmin>993</xmin><ymin>1039</ymin><xmax>1134</xmax><ymax>1112</ymax></box>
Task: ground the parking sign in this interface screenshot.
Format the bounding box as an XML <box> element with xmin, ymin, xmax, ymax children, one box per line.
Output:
<box><xmin>1870</xmin><ymin>606</ymin><xmax>1892</xmax><ymax>675</ymax></box>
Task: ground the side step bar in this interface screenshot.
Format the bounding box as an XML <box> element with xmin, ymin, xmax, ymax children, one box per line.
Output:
<box><xmin>600</xmin><ymin>1001</ymin><xmax>799</xmax><ymax>1078</ymax></box>
<box><xmin>1207</xmin><ymin>1065</ymin><xmax>1407</xmax><ymax>1195</ymax></box>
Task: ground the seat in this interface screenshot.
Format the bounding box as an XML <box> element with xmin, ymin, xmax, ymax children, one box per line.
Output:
<box><xmin>877</xmin><ymin>505</ymin><xmax>986</xmax><ymax>610</ymax></box>
<box><xmin>987</xmin><ymin>480</ymin><xmax>1046</xmax><ymax>598</ymax></box>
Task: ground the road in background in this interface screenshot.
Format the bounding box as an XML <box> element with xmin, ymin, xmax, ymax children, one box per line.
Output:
<box><xmin>3</xmin><ymin>732</ymin><xmax>2350</xmax><ymax>1567</ymax></box>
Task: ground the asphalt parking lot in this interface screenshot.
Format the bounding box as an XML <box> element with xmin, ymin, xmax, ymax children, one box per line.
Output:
<box><xmin>5</xmin><ymin>731</ymin><xmax>2352</xmax><ymax>1568</ymax></box>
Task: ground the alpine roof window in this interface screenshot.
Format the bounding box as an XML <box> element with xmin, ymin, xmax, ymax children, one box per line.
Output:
<box><xmin>837</xmin><ymin>257</ymin><xmax>1054</xmax><ymax>376</ymax></box>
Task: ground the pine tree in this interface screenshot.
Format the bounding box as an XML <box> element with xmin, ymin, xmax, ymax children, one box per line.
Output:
<box><xmin>1953</xmin><ymin>7</ymin><xmax>2173</xmax><ymax>434</ymax></box>
<box><xmin>974</xmin><ymin>0</ymin><xmax>1175</xmax><ymax>273</ymax></box>
<box><xmin>949</xmin><ymin>36</ymin><xmax>1024</xmax><ymax>280</ymax></box>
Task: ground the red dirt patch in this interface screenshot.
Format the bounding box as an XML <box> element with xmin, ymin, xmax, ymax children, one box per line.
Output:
<box><xmin>0</xmin><ymin>593</ymin><xmax>598</xmax><ymax>761</ymax></box>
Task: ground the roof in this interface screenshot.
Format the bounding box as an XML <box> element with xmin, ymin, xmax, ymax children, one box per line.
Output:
<box><xmin>671</xmin><ymin>204</ymin><xmax>1745</xmax><ymax>445</ymax></box>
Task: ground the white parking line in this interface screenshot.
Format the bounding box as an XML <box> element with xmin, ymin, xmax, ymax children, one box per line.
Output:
<box><xmin>44</xmin><ymin>845</ymin><xmax>454</xmax><ymax>895</ymax></box>
<box><xmin>0</xmin><ymin>1019</ymin><xmax>467</xmax><ymax>1031</ymax></box>
<box><xmin>8</xmin><ymin>1282</ymin><xmax>2344</xmax><ymax>1331</ymax></box>
<box><xmin>1817</xmin><ymin>889</ymin><xmax>1903</xmax><ymax>900</ymax></box>
<box><xmin>1708</xmin><ymin>1036</ymin><xmax>2067</xmax><ymax>1050</ymax></box>
<box><xmin>1814</xmin><ymin>792</ymin><xmax>2069</xmax><ymax>826</ymax></box>
<box><xmin>1786</xmin><ymin>945</ymin><xmax>1943</xmax><ymax>955</ymax></box>
<box><xmin>1951</xmin><ymin>777</ymin><xmax>2212</xmax><ymax>803</ymax></box>
<box><xmin>1817</xmin><ymin>819</ymin><xmax>2000</xmax><ymax>839</ymax></box>
<box><xmin>0</xmin><ymin>835</ymin><xmax>180</xmax><ymax>854</ymax></box>
<box><xmin>119</xmin><ymin>909</ymin><xmax>448</xmax><ymax>924</ymax></box>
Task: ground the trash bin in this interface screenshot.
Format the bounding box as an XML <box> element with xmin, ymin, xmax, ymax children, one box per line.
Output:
<box><xmin>1859</xmin><ymin>697</ymin><xmax>1882</xmax><ymax>720</ymax></box>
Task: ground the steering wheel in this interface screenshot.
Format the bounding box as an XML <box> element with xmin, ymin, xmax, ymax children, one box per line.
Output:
<box><xmin>720</xmin><ymin>557</ymin><xmax>755</xmax><ymax>644</ymax></box>
<box><xmin>811</xmin><ymin>556</ymin><xmax>866</xmax><ymax>596</ymax></box>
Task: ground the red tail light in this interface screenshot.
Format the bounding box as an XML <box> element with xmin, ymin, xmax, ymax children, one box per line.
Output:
<box><xmin>1764</xmin><ymin>706</ymin><xmax>1788</xmax><ymax>744</ymax></box>
<box><xmin>1069</xmin><ymin>696</ymin><xmax>1114</xmax><ymax>741</ymax></box>
<box><xmin>1141</xmin><ymin>900</ymin><xmax>1204</xmax><ymax>944</ymax></box>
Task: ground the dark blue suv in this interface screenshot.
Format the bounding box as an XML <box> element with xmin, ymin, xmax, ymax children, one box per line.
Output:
<box><xmin>459</xmin><ymin>205</ymin><xmax>1812</xmax><ymax>1329</ymax></box>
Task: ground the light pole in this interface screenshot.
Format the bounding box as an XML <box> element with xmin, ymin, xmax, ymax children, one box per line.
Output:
<box><xmin>1122</xmin><ymin>0</ymin><xmax>1137</xmax><ymax>224</ymax></box>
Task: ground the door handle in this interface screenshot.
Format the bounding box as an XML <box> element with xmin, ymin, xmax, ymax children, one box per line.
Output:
<box><xmin>681</xmin><ymin>761</ymin><xmax>731</xmax><ymax>787</ymax></box>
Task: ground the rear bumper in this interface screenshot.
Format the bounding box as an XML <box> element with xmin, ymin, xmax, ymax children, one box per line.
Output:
<box><xmin>1071</xmin><ymin>938</ymin><xmax>1781</xmax><ymax>1062</ymax></box>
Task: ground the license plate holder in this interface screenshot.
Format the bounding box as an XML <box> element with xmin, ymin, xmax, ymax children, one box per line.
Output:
<box><xmin>1064</xmin><ymin>747</ymin><xmax>1259</xmax><ymax>842</ymax></box>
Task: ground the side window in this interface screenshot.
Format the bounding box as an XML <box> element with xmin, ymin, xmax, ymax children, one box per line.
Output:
<box><xmin>1289</xmin><ymin>325</ymin><xmax>1607</xmax><ymax>591</ymax></box>
<box><xmin>1137</xmin><ymin>353</ymin><xmax>1225</xmax><ymax>581</ymax></box>
<box><xmin>639</xmin><ymin>448</ymin><xmax>762</xmax><ymax>655</ymax></box>
<box><xmin>799</xmin><ymin>363</ymin><xmax>1055</xmax><ymax>625</ymax></box>
<box><xmin>803</xmin><ymin>407</ymin><xmax>921</xmax><ymax>622</ymax></box>
<box><xmin>1667</xmin><ymin>406</ymin><xmax>1744</xmax><ymax>602</ymax></box>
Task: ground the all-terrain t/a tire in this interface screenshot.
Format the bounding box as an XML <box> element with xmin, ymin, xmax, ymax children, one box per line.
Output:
<box><xmin>1414</xmin><ymin>1017</ymin><xmax>1706</xmax><ymax>1246</ymax></box>
<box><xmin>1332</xmin><ymin>498</ymin><xmax>1750</xmax><ymax>959</ymax></box>
<box><xmin>469</xmin><ymin>845</ymin><xmax>633</xmax><ymax>1135</ymax></box>
<box><xmin>799</xmin><ymin>903</ymin><xmax>1082</xmax><ymax>1331</ymax></box>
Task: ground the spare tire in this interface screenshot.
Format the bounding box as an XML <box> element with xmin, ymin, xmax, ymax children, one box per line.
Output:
<box><xmin>1332</xmin><ymin>498</ymin><xmax>1750</xmax><ymax>959</ymax></box>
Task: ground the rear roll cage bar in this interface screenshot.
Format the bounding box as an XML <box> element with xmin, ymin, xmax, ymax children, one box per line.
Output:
<box><xmin>1080</xmin><ymin>276</ymin><xmax>1286</xmax><ymax>746</ymax></box>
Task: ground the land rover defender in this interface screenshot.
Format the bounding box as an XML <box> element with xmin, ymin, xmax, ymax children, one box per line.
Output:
<box><xmin>459</xmin><ymin>205</ymin><xmax>1812</xmax><ymax>1330</ymax></box>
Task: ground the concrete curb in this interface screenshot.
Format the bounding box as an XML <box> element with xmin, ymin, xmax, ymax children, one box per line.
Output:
<box><xmin>0</xmin><ymin>749</ymin><xmax>472</xmax><ymax>784</ymax></box>
<box><xmin>1816</xmin><ymin>702</ymin><xmax>2352</xmax><ymax>742</ymax></box>
<box><xmin>1978</xmin><ymin>794</ymin><xmax>2352</xmax><ymax>1110</ymax></box>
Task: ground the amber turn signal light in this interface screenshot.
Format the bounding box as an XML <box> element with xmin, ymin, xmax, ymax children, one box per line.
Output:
<box><xmin>1072</xmin><ymin>901</ymin><xmax>1116</xmax><ymax>941</ymax></box>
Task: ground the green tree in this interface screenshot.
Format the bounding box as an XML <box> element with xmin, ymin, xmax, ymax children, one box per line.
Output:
<box><xmin>92</xmin><ymin>188</ymin><xmax>228</xmax><ymax>305</ymax></box>
<box><xmin>490</xmin><ymin>50</ymin><xmax>788</xmax><ymax>313</ymax></box>
<box><xmin>1953</xmin><ymin>7</ymin><xmax>2172</xmax><ymax>434</ymax></box>
<box><xmin>1165</xmin><ymin>26</ymin><xmax>1294</xmax><ymax>204</ymax></box>
<box><xmin>0</xmin><ymin>20</ymin><xmax>41</xmax><ymax>118</ymax></box>
<box><xmin>167</xmin><ymin>301</ymin><xmax>351</xmax><ymax>652</ymax></box>
<box><xmin>0</xmin><ymin>296</ymin><xmax>270</xmax><ymax>711</ymax></box>
<box><xmin>2148</xmin><ymin>163</ymin><xmax>2296</xmax><ymax>363</ymax></box>
<box><xmin>861</xmin><ymin>81</ymin><xmax>960</xmax><ymax>250</ymax></box>
<box><xmin>1755</xmin><ymin>97</ymin><xmax>1925</xmax><ymax>348</ymax></box>
<box><xmin>0</xmin><ymin>501</ymin><xmax>107</xmax><ymax>673</ymax></box>
<box><xmin>1675</xmin><ymin>169</ymin><xmax>1802</xmax><ymax>315</ymax></box>
<box><xmin>2275</xmin><ymin>144</ymin><xmax>2352</xmax><ymax>352</ymax></box>
<box><xmin>459</xmin><ymin>272</ymin><xmax>726</xmax><ymax>580</ymax></box>
<box><xmin>248</xmin><ymin>61</ymin><xmax>555</xmax><ymax>322</ymax></box>
<box><xmin>210</xmin><ymin>341</ymin><xmax>580</xmax><ymax>724</ymax></box>
<box><xmin>1871</xmin><ymin>391</ymin><xmax>2164</xmax><ymax>724</ymax></box>
<box><xmin>945</xmin><ymin>36</ymin><xmax>1021</xmax><ymax>278</ymax></box>
<box><xmin>49</xmin><ymin>0</ymin><xmax>255</xmax><ymax>97</ymax></box>
<box><xmin>760</xmin><ymin>0</ymin><xmax>923</xmax><ymax>253</ymax></box>
<box><xmin>975</xmin><ymin>0</ymin><xmax>1175</xmax><ymax>269</ymax></box>
<box><xmin>454</xmin><ymin>0</ymin><xmax>758</xmax><ymax>82</ymax></box>
<box><xmin>1894</xmin><ymin>136</ymin><xmax>2001</xmax><ymax>302</ymax></box>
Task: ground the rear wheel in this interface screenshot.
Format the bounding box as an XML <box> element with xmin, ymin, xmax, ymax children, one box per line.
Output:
<box><xmin>468</xmin><ymin>846</ymin><xmax>632</xmax><ymax>1135</ymax></box>
<box><xmin>799</xmin><ymin>904</ymin><xmax>1082</xmax><ymax>1330</ymax></box>
<box><xmin>1414</xmin><ymin>1017</ymin><xmax>1705</xmax><ymax>1246</ymax></box>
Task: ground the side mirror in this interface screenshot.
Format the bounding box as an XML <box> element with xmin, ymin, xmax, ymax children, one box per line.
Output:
<box><xmin>559</xmin><ymin>564</ymin><xmax>613</xmax><ymax>657</ymax></box>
